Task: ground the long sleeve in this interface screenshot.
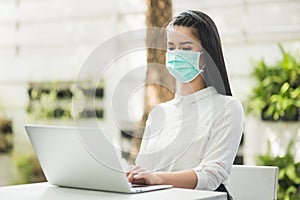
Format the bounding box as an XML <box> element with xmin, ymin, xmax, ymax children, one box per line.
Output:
<box><xmin>134</xmin><ymin>87</ymin><xmax>244</xmax><ymax>190</ymax></box>
<box><xmin>135</xmin><ymin>117</ymin><xmax>151</xmax><ymax>167</ymax></box>
<box><xmin>135</xmin><ymin>105</ymin><xmax>162</xmax><ymax>169</ymax></box>
<box><xmin>193</xmin><ymin>99</ymin><xmax>244</xmax><ymax>190</ymax></box>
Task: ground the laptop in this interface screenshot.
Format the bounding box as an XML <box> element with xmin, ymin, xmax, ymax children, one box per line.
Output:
<box><xmin>25</xmin><ymin>124</ymin><xmax>172</xmax><ymax>193</ymax></box>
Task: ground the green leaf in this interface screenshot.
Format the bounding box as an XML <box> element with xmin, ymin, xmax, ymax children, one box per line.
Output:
<box><xmin>286</xmin><ymin>165</ymin><xmax>300</xmax><ymax>184</ymax></box>
<box><xmin>246</xmin><ymin>43</ymin><xmax>300</xmax><ymax>120</ymax></box>
<box><xmin>280</xmin><ymin>82</ymin><xmax>290</xmax><ymax>94</ymax></box>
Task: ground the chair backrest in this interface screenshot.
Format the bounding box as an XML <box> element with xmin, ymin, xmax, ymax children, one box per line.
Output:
<box><xmin>228</xmin><ymin>165</ymin><xmax>278</xmax><ymax>200</ymax></box>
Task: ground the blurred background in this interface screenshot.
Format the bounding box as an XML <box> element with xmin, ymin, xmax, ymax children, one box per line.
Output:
<box><xmin>0</xmin><ymin>0</ymin><xmax>299</xmax><ymax>199</ymax></box>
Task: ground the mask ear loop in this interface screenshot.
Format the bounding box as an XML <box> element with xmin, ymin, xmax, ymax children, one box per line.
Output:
<box><xmin>200</xmin><ymin>64</ymin><xmax>206</xmax><ymax>73</ymax></box>
<box><xmin>199</xmin><ymin>51</ymin><xmax>206</xmax><ymax>73</ymax></box>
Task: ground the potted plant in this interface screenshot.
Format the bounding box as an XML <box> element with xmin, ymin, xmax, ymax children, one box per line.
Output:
<box><xmin>26</xmin><ymin>82</ymin><xmax>73</xmax><ymax>121</ymax></box>
<box><xmin>257</xmin><ymin>141</ymin><xmax>300</xmax><ymax>200</ymax></box>
<box><xmin>247</xmin><ymin>44</ymin><xmax>300</xmax><ymax>121</ymax></box>
<box><xmin>26</xmin><ymin>81</ymin><xmax>105</xmax><ymax>122</ymax></box>
<box><xmin>0</xmin><ymin>104</ymin><xmax>13</xmax><ymax>153</ymax></box>
<box><xmin>14</xmin><ymin>154</ymin><xmax>46</xmax><ymax>184</ymax></box>
<box><xmin>0</xmin><ymin>118</ymin><xmax>13</xmax><ymax>153</ymax></box>
<box><xmin>0</xmin><ymin>103</ymin><xmax>14</xmax><ymax>186</ymax></box>
<box><xmin>244</xmin><ymin>44</ymin><xmax>300</xmax><ymax>165</ymax></box>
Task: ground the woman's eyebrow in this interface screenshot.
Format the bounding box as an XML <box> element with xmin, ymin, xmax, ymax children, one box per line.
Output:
<box><xmin>167</xmin><ymin>41</ymin><xmax>194</xmax><ymax>45</ymax></box>
<box><xmin>179</xmin><ymin>41</ymin><xmax>194</xmax><ymax>45</ymax></box>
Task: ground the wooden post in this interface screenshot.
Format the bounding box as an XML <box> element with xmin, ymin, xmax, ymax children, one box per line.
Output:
<box><xmin>129</xmin><ymin>0</ymin><xmax>175</xmax><ymax>163</ymax></box>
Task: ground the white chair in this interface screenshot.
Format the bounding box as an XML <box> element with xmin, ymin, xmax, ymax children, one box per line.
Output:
<box><xmin>228</xmin><ymin>165</ymin><xmax>278</xmax><ymax>200</ymax></box>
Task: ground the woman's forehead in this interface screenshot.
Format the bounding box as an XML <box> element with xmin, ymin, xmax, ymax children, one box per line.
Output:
<box><xmin>167</xmin><ymin>26</ymin><xmax>201</xmax><ymax>44</ymax></box>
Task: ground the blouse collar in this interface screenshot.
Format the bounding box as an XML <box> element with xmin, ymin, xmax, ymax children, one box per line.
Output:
<box><xmin>174</xmin><ymin>86</ymin><xmax>218</xmax><ymax>105</ymax></box>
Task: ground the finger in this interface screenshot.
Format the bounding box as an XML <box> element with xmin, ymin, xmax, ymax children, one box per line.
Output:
<box><xmin>133</xmin><ymin>172</ymin><xmax>147</xmax><ymax>179</ymax></box>
<box><xmin>132</xmin><ymin>177</ymin><xmax>145</xmax><ymax>185</ymax></box>
<box><xmin>126</xmin><ymin>165</ymin><xmax>140</xmax><ymax>176</ymax></box>
<box><xmin>127</xmin><ymin>173</ymin><xmax>135</xmax><ymax>183</ymax></box>
<box><xmin>128</xmin><ymin>169</ymin><xmax>147</xmax><ymax>183</ymax></box>
<box><xmin>128</xmin><ymin>167</ymin><xmax>146</xmax><ymax>176</ymax></box>
<box><xmin>132</xmin><ymin>173</ymin><xmax>147</xmax><ymax>184</ymax></box>
<box><xmin>128</xmin><ymin>171</ymin><xmax>145</xmax><ymax>182</ymax></box>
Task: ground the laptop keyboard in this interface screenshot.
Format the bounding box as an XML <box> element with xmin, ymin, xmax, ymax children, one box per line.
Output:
<box><xmin>130</xmin><ymin>183</ymin><xmax>150</xmax><ymax>188</ymax></box>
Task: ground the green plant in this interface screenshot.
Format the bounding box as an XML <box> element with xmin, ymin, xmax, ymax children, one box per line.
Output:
<box><xmin>27</xmin><ymin>81</ymin><xmax>105</xmax><ymax>120</ymax></box>
<box><xmin>0</xmin><ymin>118</ymin><xmax>13</xmax><ymax>153</ymax></box>
<box><xmin>14</xmin><ymin>154</ymin><xmax>46</xmax><ymax>184</ymax></box>
<box><xmin>27</xmin><ymin>82</ymin><xmax>73</xmax><ymax>120</ymax></box>
<box><xmin>257</xmin><ymin>141</ymin><xmax>300</xmax><ymax>200</ymax></box>
<box><xmin>247</xmin><ymin>44</ymin><xmax>300</xmax><ymax>121</ymax></box>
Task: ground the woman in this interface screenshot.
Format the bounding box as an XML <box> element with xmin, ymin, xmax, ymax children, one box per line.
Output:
<box><xmin>127</xmin><ymin>10</ymin><xmax>243</xmax><ymax>199</ymax></box>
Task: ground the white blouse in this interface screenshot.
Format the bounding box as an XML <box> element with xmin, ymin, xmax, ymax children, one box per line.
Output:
<box><xmin>135</xmin><ymin>86</ymin><xmax>244</xmax><ymax>190</ymax></box>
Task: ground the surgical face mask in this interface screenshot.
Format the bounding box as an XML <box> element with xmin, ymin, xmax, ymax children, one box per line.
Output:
<box><xmin>166</xmin><ymin>50</ymin><xmax>204</xmax><ymax>83</ymax></box>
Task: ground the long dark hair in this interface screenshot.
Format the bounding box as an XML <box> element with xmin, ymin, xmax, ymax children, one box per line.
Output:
<box><xmin>168</xmin><ymin>10</ymin><xmax>232</xmax><ymax>96</ymax></box>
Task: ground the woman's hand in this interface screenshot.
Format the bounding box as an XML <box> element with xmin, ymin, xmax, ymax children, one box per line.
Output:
<box><xmin>126</xmin><ymin>165</ymin><xmax>164</xmax><ymax>185</ymax></box>
<box><xmin>126</xmin><ymin>166</ymin><xmax>197</xmax><ymax>189</ymax></box>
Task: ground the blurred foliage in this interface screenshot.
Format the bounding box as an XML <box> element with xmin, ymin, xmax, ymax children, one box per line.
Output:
<box><xmin>26</xmin><ymin>81</ymin><xmax>105</xmax><ymax>120</ymax></box>
<box><xmin>26</xmin><ymin>82</ymin><xmax>73</xmax><ymax>120</ymax></box>
<box><xmin>0</xmin><ymin>118</ymin><xmax>13</xmax><ymax>153</ymax></box>
<box><xmin>247</xmin><ymin>44</ymin><xmax>300</xmax><ymax>121</ymax></box>
<box><xmin>257</xmin><ymin>141</ymin><xmax>300</xmax><ymax>200</ymax></box>
<box><xmin>14</xmin><ymin>154</ymin><xmax>46</xmax><ymax>184</ymax></box>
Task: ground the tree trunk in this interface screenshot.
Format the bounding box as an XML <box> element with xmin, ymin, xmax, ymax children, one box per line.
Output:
<box><xmin>129</xmin><ymin>0</ymin><xmax>175</xmax><ymax>163</ymax></box>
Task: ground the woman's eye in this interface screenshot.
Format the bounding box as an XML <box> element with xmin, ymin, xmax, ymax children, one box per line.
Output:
<box><xmin>182</xmin><ymin>47</ymin><xmax>192</xmax><ymax>51</ymax></box>
<box><xmin>168</xmin><ymin>47</ymin><xmax>175</xmax><ymax>51</ymax></box>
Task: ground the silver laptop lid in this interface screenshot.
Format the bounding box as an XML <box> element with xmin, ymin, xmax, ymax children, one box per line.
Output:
<box><xmin>25</xmin><ymin>124</ymin><xmax>132</xmax><ymax>193</ymax></box>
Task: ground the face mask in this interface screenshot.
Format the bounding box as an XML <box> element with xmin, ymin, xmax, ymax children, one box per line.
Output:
<box><xmin>166</xmin><ymin>50</ymin><xmax>204</xmax><ymax>83</ymax></box>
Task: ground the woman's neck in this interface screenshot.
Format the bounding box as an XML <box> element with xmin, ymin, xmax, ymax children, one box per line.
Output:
<box><xmin>178</xmin><ymin>75</ymin><xmax>207</xmax><ymax>96</ymax></box>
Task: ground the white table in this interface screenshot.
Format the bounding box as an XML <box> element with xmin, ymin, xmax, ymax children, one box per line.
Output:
<box><xmin>0</xmin><ymin>182</ymin><xmax>227</xmax><ymax>200</ymax></box>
